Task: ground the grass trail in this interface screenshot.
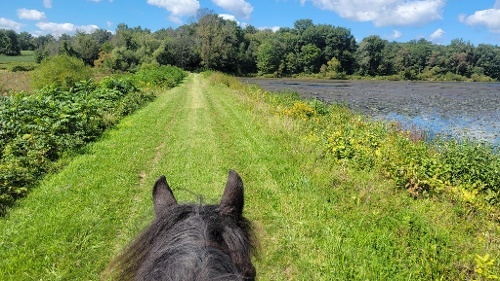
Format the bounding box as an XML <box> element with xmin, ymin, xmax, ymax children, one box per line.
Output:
<box><xmin>0</xmin><ymin>73</ymin><xmax>498</xmax><ymax>280</ymax></box>
<box><xmin>0</xmin><ymin>73</ymin><xmax>304</xmax><ymax>280</ymax></box>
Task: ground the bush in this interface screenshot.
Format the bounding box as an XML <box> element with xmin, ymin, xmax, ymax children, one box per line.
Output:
<box><xmin>135</xmin><ymin>65</ymin><xmax>186</xmax><ymax>88</ymax></box>
<box><xmin>1</xmin><ymin>66</ymin><xmax>188</xmax><ymax>215</ymax></box>
<box><xmin>30</xmin><ymin>55</ymin><xmax>92</xmax><ymax>90</ymax></box>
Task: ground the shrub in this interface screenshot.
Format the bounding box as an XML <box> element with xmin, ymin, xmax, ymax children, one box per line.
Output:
<box><xmin>30</xmin><ymin>54</ymin><xmax>92</xmax><ymax>90</ymax></box>
<box><xmin>1</xmin><ymin>66</ymin><xmax>188</xmax><ymax>214</ymax></box>
<box><xmin>135</xmin><ymin>65</ymin><xmax>186</xmax><ymax>88</ymax></box>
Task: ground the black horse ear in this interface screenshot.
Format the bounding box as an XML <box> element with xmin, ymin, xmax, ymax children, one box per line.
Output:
<box><xmin>219</xmin><ymin>170</ymin><xmax>244</xmax><ymax>217</ymax></box>
<box><xmin>153</xmin><ymin>175</ymin><xmax>177</xmax><ymax>216</ymax></box>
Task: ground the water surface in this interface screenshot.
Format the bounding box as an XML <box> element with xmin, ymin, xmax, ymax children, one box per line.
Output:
<box><xmin>241</xmin><ymin>78</ymin><xmax>500</xmax><ymax>146</ymax></box>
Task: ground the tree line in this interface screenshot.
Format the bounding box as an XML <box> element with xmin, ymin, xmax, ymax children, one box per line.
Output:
<box><xmin>2</xmin><ymin>9</ymin><xmax>500</xmax><ymax>81</ymax></box>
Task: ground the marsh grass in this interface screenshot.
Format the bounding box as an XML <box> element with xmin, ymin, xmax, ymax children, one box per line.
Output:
<box><xmin>0</xmin><ymin>73</ymin><xmax>498</xmax><ymax>280</ymax></box>
<box><xmin>0</xmin><ymin>71</ymin><xmax>32</xmax><ymax>94</ymax></box>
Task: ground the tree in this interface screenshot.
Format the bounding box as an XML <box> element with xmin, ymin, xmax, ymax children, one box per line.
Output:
<box><xmin>0</xmin><ymin>29</ymin><xmax>21</xmax><ymax>56</ymax></box>
<box><xmin>171</xmin><ymin>25</ymin><xmax>200</xmax><ymax>69</ymax></box>
<box><xmin>476</xmin><ymin>44</ymin><xmax>500</xmax><ymax>80</ymax></box>
<box><xmin>196</xmin><ymin>10</ymin><xmax>242</xmax><ymax>71</ymax></box>
<box><xmin>33</xmin><ymin>34</ymin><xmax>56</xmax><ymax>62</ymax></box>
<box><xmin>104</xmin><ymin>46</ymin><xmax>140</xmax><ymax>71</ymax></box>
<box><xmin>446</xmin><ymin>39</ymin><xmax>476</xmax><ymax>77</ymax></box>
<box><xmin>294</xmin><ymin>19</ymin><xmax>314</xmax><ymax>36</ymax></box>
<box><xmin>324</xmin><ymin>26</ymin><xmax>357</xmax><ymax>74</ymax></box>
<box><xmin>356</xmin><ymin>35</ymin><xmax>387</xmax><ymax>76</ymax></box>
<box><xmin>378</xmin><ymin>41</ymin><xmax>398</xmax><ymax>76</ymax></box>
<box><xmin>18</xmin><ymin>32</ymin><xmax>35</xmax><ymax>50</ymax></box>
<box><xmin>257</xmin><ymin>41</ymin><xmax>280</xmax><ymax>75</ymax></box>
<box><xmin>320</xmin><ymin>57</ymin><xmax>345</xmax><ymax>79</ymax></box>
<box><xmin>300</xmin><ymin>44</ymin><xmax>321</xmax><ymax>73</ymax></box>
<box><xmin>73</xmin><ymin>31</ymin><xmax>100</xmax><ymax>65</ymax></box>
<box><xmin>30</xmin><ymin>54</ymin><xmax>92</xmax><ymax>90</ymax></box>
<box><xmin>397</xmin><ymin>39</ymin><xmax>432</xmax><ymax>76</ymax></box>
<box><xmin>113</xmin><ymin>23</ymin><xmax>139</xmax><ymax>51</ymax></box>
<box><xmin>153</xmin><ymin>39</ymin><xmax>175</xmax><ymax>66</ymax></box>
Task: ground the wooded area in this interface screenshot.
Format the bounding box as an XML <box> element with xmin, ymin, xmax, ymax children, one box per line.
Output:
<box><xmin>2</xmin><ymin>9</ymin><xmax>500</xmax><ymax>81</ymax></box>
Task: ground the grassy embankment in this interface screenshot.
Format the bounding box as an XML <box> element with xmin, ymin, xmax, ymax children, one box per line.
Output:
<box><xmin>0</xmin><ymin>72</ymin><xmax>499</xmax><ymax>280</ymax></box>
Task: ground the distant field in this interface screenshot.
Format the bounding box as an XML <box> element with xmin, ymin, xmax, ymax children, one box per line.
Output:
<box><xmin>0</xmin><ymin>51</ymin><xmax>36</xmax><ymax>94</ymax></box>
<box><xmin>0</xmin><ymin>50</ymin><xmax>35</xmax><ymax>63</ymax></box>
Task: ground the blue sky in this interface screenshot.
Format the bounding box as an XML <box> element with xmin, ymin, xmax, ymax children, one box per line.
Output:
<box><xmin>2</xmin><ymin>0</ymin><xmax>500</xmax><ymax>45</ymax></box>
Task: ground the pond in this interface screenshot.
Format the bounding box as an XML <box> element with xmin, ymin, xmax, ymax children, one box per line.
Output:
<box><xmin>240</xmin><ymin>78</ymin><xmax>500</xmax><ymax>147</ymax></box>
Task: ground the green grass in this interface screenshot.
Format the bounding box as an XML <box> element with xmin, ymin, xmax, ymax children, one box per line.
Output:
<box><xmin>0</xmin><ymin>50</ymin><xmax>35</xmax><ymax>63</ymax></box>
<box><xmin>0</xmin><ymin>73</ymin><xmax>499</xmax><ymax>280</ymax></box>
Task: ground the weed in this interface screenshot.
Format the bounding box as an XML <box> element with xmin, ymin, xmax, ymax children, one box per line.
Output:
<box><xmin>474</xmin><ymin>254</ymin><xmax>499</xmax><ymax>280</ymax></box>
<box><xmin>0</xmin><ymin>66</ymin><xmax>184</xmax><ymax>214</ymax></box>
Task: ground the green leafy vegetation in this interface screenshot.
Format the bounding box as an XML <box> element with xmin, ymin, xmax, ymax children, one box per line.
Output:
<box><xmin>0</xmin><ymin>29</ymin><xmax>21</xmax><ymax>56</ymax></box>
<box><xmin>30</xmin><ymin>54</ymin><xmax>93</xmax><ymax>90</ymax></box>
<box><xmin>135</xmin><ymin>65</ymin><xmax>187</xmax><ymax>88</ymax></box>
<box><xmin>249</xmin><ymin>83</ymin><xmax>500</xmax><ymax>211</ymax></box>
<box><xmin>0</xmin><ymin>66</ymin><xmax>186</xmax><ymax>214</ymax></box>
<box><xmin>0</xmin><ymin>73</ymin><xmax>498</xmax><ymax>280</ymax></box>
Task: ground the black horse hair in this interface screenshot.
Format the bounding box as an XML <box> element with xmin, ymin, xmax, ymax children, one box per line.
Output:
<box><xmin>106</xmin><ymin>170</ymin><xmax>257</xmax><ymax>281</ymax></box>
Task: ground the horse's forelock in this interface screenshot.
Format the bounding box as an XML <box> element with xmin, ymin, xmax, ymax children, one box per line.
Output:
<box><xmin>110</xmin><ymin>203</ymin><xmax>256</xmax><ymax>281</ymax></box>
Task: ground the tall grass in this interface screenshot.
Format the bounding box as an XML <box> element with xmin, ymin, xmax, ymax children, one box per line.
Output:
<box><xmin>211</xmin><ymin>72</ymin><xmax>500</xmax><ymax>279</ymax></box>
<box><xmin>0</xmin><ymin>72</ymin><xmax>498</xmax><ymax>280</ymax></box>
<box><xmin>0</xmin><ymin>71</ymin><xmax>32</xmax><ymax>94</ymax></box>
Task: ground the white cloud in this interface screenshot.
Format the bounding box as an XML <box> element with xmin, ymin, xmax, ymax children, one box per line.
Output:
<box><xmin>36</xmin><ymin>22</ymin><xmax>99</xmax><ymax>37</ymax></box>
<box><xmin>219</xmin><ymin>14</ymin><xmax>240</xmax><ymax>25</ymax></box>
<box><xmin>391</xmin><ymin>29</ymin><xmax>402</xmax><ymax>39</ymax></box>
<box><xmin>17</xmin><ymin>8</ymin><xmax>46</xmax><ymax>20</ymax></box>
<box><xmin>258</xmin><ymin>26</ymin><xmax>280</xmax><ymax>32</ymax></box>
<box><xmin>212</xmin><ymin>0</ymin><xmax>253</xmax><ymax>20</ymax></box>
<box><xmin>0</xmin><ymin>18</ymin><xmax>24</xmax><ymax>31</ymax></box>
<box><xmin>300</xmin><ymin>0</ymin><xmax>445</xmax><ymax>27</ymax></box>
<box><xmin>460</xmin><ymin>8</ymin><xmax>500</xmax><ymax>33</ymax></box>
<box><xmin>430</xmin><ymin>28</ymin><xmax>445</xmax><ymax>41</ymax></box>
<box><xmin>43</xmin><ymin>0</ymin><xmax>52</xmax><ymax>8</ymax></box>
<box><xmin>147</xmin><ymin>0</ymin><xmax>200</xmax><ymax>24</ymax></box>
<box><xmin>168</xmin><ymin>15</ymin><xmax>184</xmax><ymax>25</ymax></box>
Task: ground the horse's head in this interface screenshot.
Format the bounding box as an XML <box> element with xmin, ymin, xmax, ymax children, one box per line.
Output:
<box><xmin>110</xmin><ymin>170</ymin><xmax>256</xmax><ymax>281</ymax></box>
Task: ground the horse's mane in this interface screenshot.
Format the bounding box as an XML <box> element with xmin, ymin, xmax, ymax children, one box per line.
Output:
<box><xmin>107</xmin><ymin>202</ymin><xmax>256</xmax><ymax>281</ymax></box>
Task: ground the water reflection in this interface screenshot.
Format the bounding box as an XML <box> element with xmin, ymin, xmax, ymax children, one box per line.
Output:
<box><xmin>380</xmin><ymin>112</ymin><xmax>500</xmax><ymax>147</ymax></box>
<box><xmin>240</xmin><ymin>78</ymin><xmax>500</xmax><ymax>147</ymax></box>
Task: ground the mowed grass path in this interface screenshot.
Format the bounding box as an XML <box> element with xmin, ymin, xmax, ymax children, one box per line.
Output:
<box><xmin>0</xmin><ymin>73</ymin><xmax>497</xmax><ymax>280</ymax></box>
<box><xmin>0</xmin><ymin>73</ymin><xmax>311</xmax><ymax>280</ymax></box>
